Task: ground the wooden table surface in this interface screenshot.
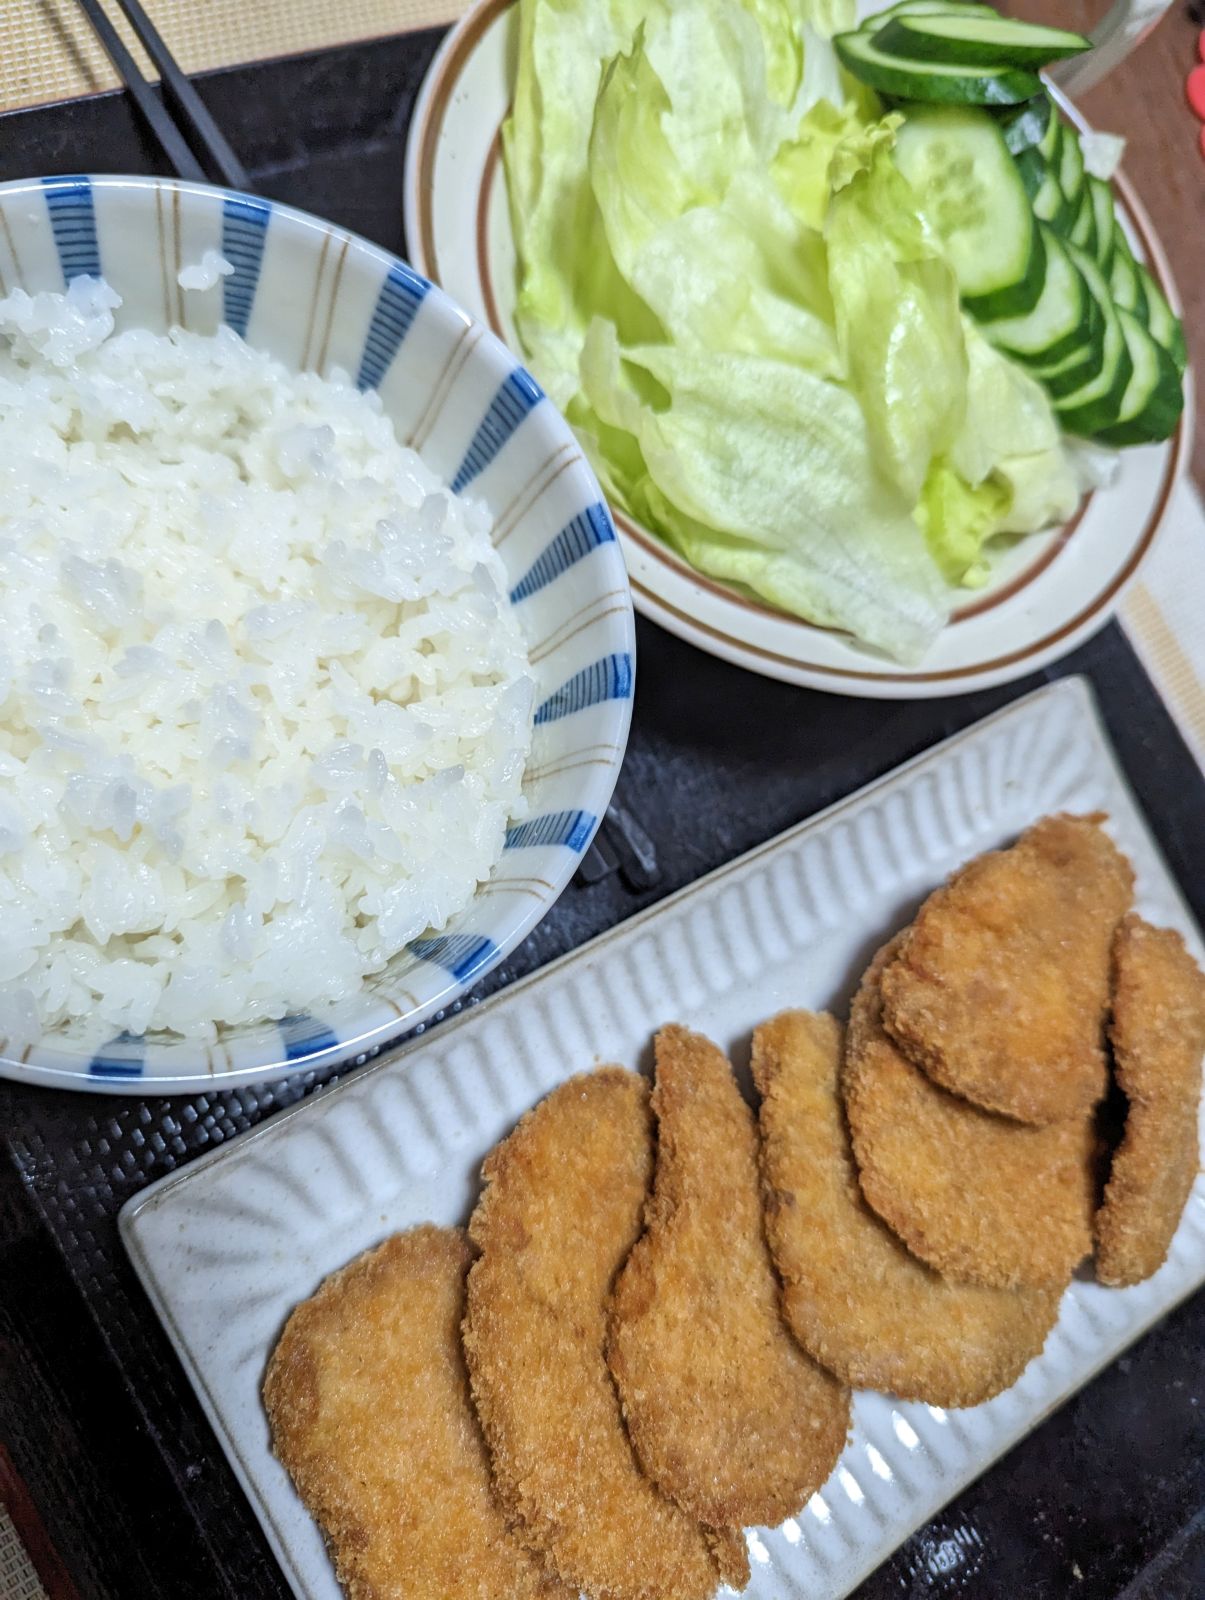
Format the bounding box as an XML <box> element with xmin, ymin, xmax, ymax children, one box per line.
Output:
<box><xmin>1012</xmin><ymin>0</ymin><xmax>1203</xmax><ymax>484</ymax></box>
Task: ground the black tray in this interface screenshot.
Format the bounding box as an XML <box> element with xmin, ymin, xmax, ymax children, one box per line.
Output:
<box><xmin>0</xmin><ymin>31</ymin><xmax>1202</xmax><ymax>1600</ymax></box>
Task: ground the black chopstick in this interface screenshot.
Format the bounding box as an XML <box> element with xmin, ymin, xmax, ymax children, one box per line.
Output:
<box><xmin>74</xmin><ymin>0</ymin><xmax>208</xmax><ymax>183</ymax></box>
<box><xmin>107</xmin><ymin>0</ymin><xmax>251</xmax><ymax>191</ymax></box>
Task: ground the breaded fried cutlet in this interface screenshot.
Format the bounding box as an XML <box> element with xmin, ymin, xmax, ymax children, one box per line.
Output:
<box><xmin>463</xmin><ymin>1068</ymin><xmax>749</xmax><ymax>1600</ymax></box>
<box><xmin>881</xmin><ymin>814</ymin><xmax>1134</xmax><ymax>1126</ymax></box>
<box><xmin>608</xmin><ymin>1026</ymin><xmax>849</xmax><ymax>1530</ymax></box>
<box><xmin>262</xmin><ymin>1226</ymin><xmax>567</xmax><ymax>1600</ymax></box>
<box><xmin>844</xmin><ymin>939</ymin><xmax>1096</xmax><ymax>1291</ymax></box>
<box><xmin>753</xmin><ymin>1009</ymin><xmax>1062</xmax><ymax>1406</ymax></box>
<box><xmin>1095</xmin><ymin>915</ymin><xmax>1205</xmax><ymax>1287</ymax></box>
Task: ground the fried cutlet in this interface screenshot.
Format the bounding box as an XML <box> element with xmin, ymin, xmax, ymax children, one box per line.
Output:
<box><xmin>463</xmin><ymin>1067</ymin><xmax>749</xmax><ymax>1600</ymax></box>
<box><xmin>607</xmin><ymin>1026</ymin><xmax>849</xmax><ymax>1530</ymax></box>
<box><xmin>843</xmin><ymin>939</ymin><xmax>1096</xmax><ymax>1291</ymax></box>
<box><xmin>753</xmin><ymin>1009</ymin><xmax>1062</xmax><ymax>1406</ymax></box>
<box><xmin>262</xmin><ymin>1225</ymin><xmax>566</xmax><ymax>1600</ymax></box>
<box><xmin>1095</xmin><ymin>915</ymin><xmax>1205</xmax><ymax>1286</ymax></box>
<box><xmin>881</xmin><ymin>813</ymin><xmax>1134</xmax><ymax>1126</ymax></box>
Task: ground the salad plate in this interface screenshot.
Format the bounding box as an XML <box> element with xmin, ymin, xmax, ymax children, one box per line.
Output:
<box><xmin>403</xmin><ymin>0</ymin><xmax>1191</xmax><ymax>698</ymax></box>
<box><xmin>121</xmin><ymin>676</ymin><xmax>1205</xmax><ymax>1599</ymax></box>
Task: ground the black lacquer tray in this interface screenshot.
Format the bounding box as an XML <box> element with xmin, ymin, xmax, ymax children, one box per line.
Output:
<box><xmin>0</xmin><ymin>31</ymin><xmax>1201</xmax><ymax>1600</ymax></box>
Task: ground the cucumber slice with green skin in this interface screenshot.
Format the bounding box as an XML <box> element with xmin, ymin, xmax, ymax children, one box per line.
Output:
<box><xmin>1088</xmin><ymin>177</ymin><xmax>1116</xmax><ymax>275</ymax></box>
<box><xmin>1000</xmin><ymin>95</ymin><xmax>1053</xmax><ymax>156</ymax></box>
<box><xmin>1095</xmin><ymin>309</ymin><xmax>1185</xmax><ymax>445</ymax></box>
<box><xmin>1109</xmin><ymin>226</ymin><xmax>1148</xmax><ymax>320</ymax></box>
<box><xmin>874</xmin><ymin>14</ymin><xmax>1091</xmax><ymax>68</ymax></box>
<box><xmin>1038</xmin><ymin>99</ymin><xmax>1061</xmax><ymax>163</ymax></box>
<box><xmin>1068</xmin><ymin>185</ymin><xmax>1097</xmax><ymax>255</ymax></box>
<box><xmin>1014</xmin><ymin>147</ymin><xmax>1069</xmax><ymax>230</ymax></box>
<box><xmin>834</xmin><ymin>32</ymin><xmax>1042</xmax><ymax>104</ymax></box>
<box><xmin>1135</xmin><ymin>266</ymin><xmax>1188</xmax><ymax>371</ymax></box>
<box><xmin>1054</xmin><ymin>244</ymin><xmax>1134</xmax><ymax>436</ymax></box>
<box><xmin>858</xmin><ymin>1</ymin><xmax>997</xmax><ymax>33</ymax></box>
<box><xmin>1032</xmin><ymin>334</ymin><xmax>1106</xmax><ymax>399</ymax></box>
<box><xmin>894</xmin><ymin>105</ymin><xmax>1045</xmax><ymax>315</ymax></box>
<box><xmin>1057</xmin><ymin>124</ymin><xmax>1086</xmax><ymax>205</ymax></box>
<box><xmin>982</xmin><ymin>226</ymin><xmax>1091</xmax><ymax>368</ymax></box>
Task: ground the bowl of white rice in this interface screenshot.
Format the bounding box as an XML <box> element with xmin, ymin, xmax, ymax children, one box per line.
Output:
<box><xmin>0</xmin><ymin>175</ymin><xmax>634</xmax><ymax>1092</ymax></box>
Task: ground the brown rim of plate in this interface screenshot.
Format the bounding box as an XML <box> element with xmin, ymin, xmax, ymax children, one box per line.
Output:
<box><xmin>413</xmin><ymin>0</ymin><xmax>1186</xmax><ymax>685</ymax></box>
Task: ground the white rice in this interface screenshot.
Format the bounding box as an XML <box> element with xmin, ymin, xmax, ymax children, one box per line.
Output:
<box><xmin>0</xmin><ymin>277</ymin><xmax>534</xmax><ymax>1047</ymax></box>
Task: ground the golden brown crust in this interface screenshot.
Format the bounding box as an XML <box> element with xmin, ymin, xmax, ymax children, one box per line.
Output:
<box><xmin>753</xmin><ymin>1010</ymin><xmax>1061</xmax><ymax>1407</ymax></box>
<box><xmin>262</xmin><ymin>1225</ymin><xmax>566</xmax><ymax>1600</ymax></box>
<box><xmin>1095</xmin><ymin>915</ymin><xmax>1205</xmax><ymax>1287</ymax></box>
<box><xmin>844</xmin><ymin>939</ymin><xmax>1096</xmax><ymax>1291</ymax></box>
<box><xmin>881</xmin><ymin>814</ymin><xmax>1134</xmax><ymax>1126</ymax></box>
<box><xmin>463</xmin><ymin>1068</ymin><xmax>747</xmax><ymax>1600</ymax></box>
<box><xmin>607</xmin><ymin>1026</ymin><xmax>849</xmax><ymax>1529</ymax></box>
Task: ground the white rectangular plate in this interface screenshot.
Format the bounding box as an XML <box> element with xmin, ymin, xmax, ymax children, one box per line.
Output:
<box><xmin>121</xmin><ymin>676</ymin><xmax>1205</xmax><ymax>1600</ymax></box>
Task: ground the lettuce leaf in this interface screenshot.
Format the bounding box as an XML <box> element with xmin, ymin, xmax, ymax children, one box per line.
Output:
<box><xmin>580</xmin><ymin>321</ymin><xmax>948</xmax><ymax>659</ymax></box>
<box><xmin>503</xmin><ymin>0</ymin><xmax>1083</xmax><ymax>659</ymax></box>
<box><xmin>824</xmin><ymin>127</ymin><xmax>967</xmax><ymax>502</ymax></box>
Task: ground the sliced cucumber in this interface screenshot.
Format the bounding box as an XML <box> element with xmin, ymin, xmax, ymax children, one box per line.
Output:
<box><xmin>1015</xmin><ymin>146</ymin><xmax>1070</xmax><ymax>230</ymax></box>
<box><xmin>1135</xmin><ymin>265</ymin><xmax>1188</xmax><ymax>371</ymax></box>
<box><xmin>874</xmin><ymin>13</ymin><xmax>1091</xmax><ymax>68</ymax></box>
<box><xmin>858</xmin><ymin>0</ymin><xmax>997</xmax><ymax>32</ymax></box>
<box><xmin>894</xmin><ymin>105</ymin><xmax>1045</xmax><ymax>316</ymax></box>
<box><xmin>1068</xmin><ymin>185</ymin><xmax>1097</xmax><ymax>255</ymax></box>
<box><xmin>1095</xmin><ymin>308</ymin><xmax>1185</xmax><ymax>445</ymax></box>
<box><xmin>1087</xmin><ymin>177</ymin><xmax>1116</xmax><ymax>275</ymax></box>
<box><xmin>1000</xmin><ymin>95</ymin><xmax>1054</xmax><ymax>156</ymax></box>
<box><xmin>1033</xmin><ymin>334</ymin><xmax>1106</xmax><ymax>400</ymax></box>
<box><xmin>1054</xmin><ymin>244</ymin><xmax>1134</xmax><ymax>436</ymax></box>
<box><xmin>1057</xmin><ymin>124</ymin><xmax>1086</xmax><ymax>206</ymax></box>
<box><xmin>1109</xmin><ymin>227</ymin><xmax>1148</xmax><ymax>321</ymax></box>
<box><xmin>834</xmin><ymin>32</ymin><xmax>1042</xmax><ymax>104</ymax></box>
<box><xmin>983</xmin><ymin>226</ymin><xmax>1091</xmax><ymax>368</ymax></box>
<box><xmin>1038</xmin><ymin>99</ymin><xmax>1061</xmax><ymax>163</ymax></box>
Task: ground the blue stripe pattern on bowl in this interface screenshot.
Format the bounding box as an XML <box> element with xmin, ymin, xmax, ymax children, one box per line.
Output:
<box><xmin>42</xmin><ymin>176</ymin><xmax>101</xmax><ymax>281</ymax></box>
<box><xmin>0</xmin><ymin>174</ymin><xmax>634</xmax><ymax>1092</ymax></box>
<box><xmin>221</xmin><ymin>195</ymin><xmax>271</xmax><ymax>336</ymax></box>
<box><xmin>510</xmin><ymin>502</ymin><xmax>615</xmax><ymax>602</ymax></box>
<box><xmin>534</xmin><ymin>653</ymin><xmax>634</xmax><ymax>724</ymax></box>
<box><xmin>356</xmin><ymin>262</ymin><xmax>429</xmax><ymax>390</ymax></box>
<box><xmin>407</xmin><ymin>934</ymin><xmax>499</xmax><ymax>984</ymax></box>
<box><xmin>451</xmin><ymin>368</ymin><xmax>544</xmax><ymax>493</ymax></box>
<box><xmin>504</xmin><ymin>809</ymin><xmax>597</xmax><ymax>851</ymax></box>
<box><xmin>279</xmin><ymin>1015</ymin><xmax>342</xmax><ymax>1064</ymax></box>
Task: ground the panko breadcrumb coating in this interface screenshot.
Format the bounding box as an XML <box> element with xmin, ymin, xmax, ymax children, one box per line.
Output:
<box><xmin>608</xmin><ymin>1026</ymin><xmax>849</xmax><ymax>1530</ymax></box>
<box><xmin>1095</xmin><ymin>915</ymin><xmax>1205</xmax><ymax>1287</ymax></box>
<box><xmin>463</xmin><ymin>1068</ymin><xmax>748</xmax><ymax>1600</ymax></box>
<box><xmin>881</xmin><ymin>814</ymin><xmax>1134</xmax><ymax>1126</ymax></box>
<box><xmin>844</xmin><ymin>939</ymin><xmax>1096</xmax><ymax>1291</ymax></box>
<box><xmin>263</xmin><ymin>1226</ymin><xmax>567</xmax><ymax>1600</ymax></box>
<box><xmin>754</xmin><ymin>1009</ymin><xmax>1062</xmax><ymax>1406</ymax></box>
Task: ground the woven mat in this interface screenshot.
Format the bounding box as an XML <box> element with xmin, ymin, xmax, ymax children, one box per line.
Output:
<box><xmin>1</xmin><ymin>0</ymin><xmax>463</xmax><ymax>111</ymax></box>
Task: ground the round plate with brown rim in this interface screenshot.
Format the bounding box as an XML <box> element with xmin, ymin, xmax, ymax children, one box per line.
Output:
<box><xmin>403</xmin><ymin>0</ymin><xmax>1191</xmax><ymax>698</ymax></box>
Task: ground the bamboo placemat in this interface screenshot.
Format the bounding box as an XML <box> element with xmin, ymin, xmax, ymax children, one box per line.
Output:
<box><xmin>0</xmin><ymin>0</ymin><xmax>464</xmax><ymax>112</ymax></box>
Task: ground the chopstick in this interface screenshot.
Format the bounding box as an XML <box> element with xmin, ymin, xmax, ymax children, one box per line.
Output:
<box><xmin>107</xmin><ymin>0</ymin><xmax>251</xmax><ymax>190</ymax></box>
<box><xmin>73</xmin><ymin>0</ymin><xmax>251</xmax><ymax>192</ymax></box>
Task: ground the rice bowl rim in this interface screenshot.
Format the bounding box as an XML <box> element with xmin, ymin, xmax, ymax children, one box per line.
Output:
<box><xmin>0</xmin><ymin>172</ymin><xmax>635</xmax><ymax>1094</ymax></box>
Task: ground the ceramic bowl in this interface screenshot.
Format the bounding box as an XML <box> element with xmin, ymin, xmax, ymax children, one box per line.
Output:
<box><xmin>0</xmin><ymin>173</ymin><xmax>635</xmax><ymax>1092</ymax></box>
